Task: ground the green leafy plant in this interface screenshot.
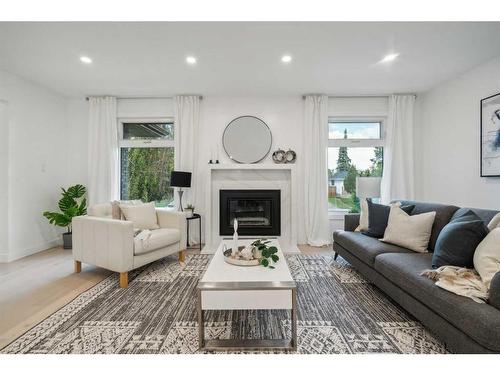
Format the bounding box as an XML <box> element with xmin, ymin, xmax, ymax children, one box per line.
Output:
<box><xmin>251</xmin><ymin>239</ymin><xmax>279</xmax><ymax>269</ymax></box>
<box><xmin>43</xmin><ymin>184</ymin><xmax>87</xmax><ymax>233</ymax></box>
<box><xmin>186</xmin><ymin>203</ymin><xmax>195</xmax><ymax>210</ymax></box>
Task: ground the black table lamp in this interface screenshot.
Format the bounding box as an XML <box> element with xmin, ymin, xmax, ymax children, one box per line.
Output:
<box><xmin>170</xmin><ymin>171</ymin><xmax>192</xmax><ymax>211</ymax></box>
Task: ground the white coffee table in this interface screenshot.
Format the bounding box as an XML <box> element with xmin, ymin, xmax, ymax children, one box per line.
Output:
<box><xmin>197</xmin><ymin>238</ymin><xmax>297</xmax><ymax>351</ymax></box>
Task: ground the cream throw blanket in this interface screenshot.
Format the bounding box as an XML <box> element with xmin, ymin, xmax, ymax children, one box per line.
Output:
<box><xmin>421</xmin><ymin>266</ymin><xmax>489</xmax><ymax>304</ymax></box>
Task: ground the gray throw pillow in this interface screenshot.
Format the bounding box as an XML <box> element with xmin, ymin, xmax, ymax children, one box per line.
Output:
<box><xmin>361</xmin><ymin>199</ymin><xmax>415</xmax><ymax>238</ymax></box>
<box><xmin>432</xmin><ymin>210</ymin><xmax>489</xmax><ymax>269</ymax></box>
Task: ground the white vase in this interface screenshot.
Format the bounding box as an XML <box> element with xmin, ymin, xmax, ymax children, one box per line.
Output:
<box><xmin>252</xmin><ymin>246</ymin><xmax>263</xmax><ymax>259</ymax></box>
<box><xmin>232</xmin><ymin>219</ymin><xmax>238</xmax><ymax>256</ymax></box>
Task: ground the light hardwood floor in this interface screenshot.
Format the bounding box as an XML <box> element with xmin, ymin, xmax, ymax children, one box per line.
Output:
<box><xmin>0</xmin><ymin>244</ymin><xmax>332</xmax><ymax>349</ymax></box>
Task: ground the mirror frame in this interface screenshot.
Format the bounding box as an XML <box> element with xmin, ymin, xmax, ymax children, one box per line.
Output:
<box><xmin>222</xmin><ymin>115</ymin><xmax>273</xmax><ymax>164</ymax></box>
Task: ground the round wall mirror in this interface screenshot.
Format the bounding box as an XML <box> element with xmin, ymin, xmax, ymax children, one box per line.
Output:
<box><xmin>222</xmin><ymin>116</ymin><xmax>272</xmax><ymax>163</ymax></box>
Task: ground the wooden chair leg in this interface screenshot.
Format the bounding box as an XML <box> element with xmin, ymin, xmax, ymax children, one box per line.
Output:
<box><xmin>74</xmin><ymin>261</ymin><xmax>81</xmax><ymax>273</ymax></box>
<box><xmin>119</xmin><ymin>272</ymin><xmax>128</xmax><ymax>288</ymax></box>
<box><xmin>178</xmin><ymin>250</ymin><xmax>186</xmax><ymax>262</ymax></box>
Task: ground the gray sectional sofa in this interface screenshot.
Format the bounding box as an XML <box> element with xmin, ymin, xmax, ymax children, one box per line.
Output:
<box><xmin>332</xmin><ymin>200</ymin><xmax>500</xmax><ymax>353</ymax></box>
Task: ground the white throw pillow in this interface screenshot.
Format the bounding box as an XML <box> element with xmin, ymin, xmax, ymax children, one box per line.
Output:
<box><xmin>355</xmin><ymin>199</ymin><xmax>369</xmax><ymax>232</ymax></box>
<box><xmin>381</xmin><ymin>205</ymin><xmax>436</xmax><ymax>253</ymax></box>
<box><xmin>111</xmin><ymin>199</ymin><xmax>142</xmax><ymax>220</ymax></box>
<box><xmin>119</xmin><ymin>202</ymin><xmax>159</xmax><ymax>230</ymax></box>
<box><xmin>487</xmin><ymin>213</ymin><xmax>500</xmax><ymax>231</ymax></box>
<box><xmin>473</xmin><ymin>228</ymin><xmax>500</xmax><ymax>288</ymax></box>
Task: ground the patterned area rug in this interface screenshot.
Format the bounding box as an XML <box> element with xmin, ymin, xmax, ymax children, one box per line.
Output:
<box><xmin>1</xmin><ymin>254</ymin><xmax>447</xmax><ymax>354</ymax></box>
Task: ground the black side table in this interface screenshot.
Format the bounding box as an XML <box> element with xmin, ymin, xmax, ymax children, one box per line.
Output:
<box><xmin>186</xmin><ymin>213</ymin><xmax>202</xmax><ymax>251</ymax></box>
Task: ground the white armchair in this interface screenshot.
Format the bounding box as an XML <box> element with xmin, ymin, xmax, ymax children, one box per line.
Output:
<box><xmin>72</xmin><ymin>204</ymin><xmax>187</xmax><ymax>288</ymax></box>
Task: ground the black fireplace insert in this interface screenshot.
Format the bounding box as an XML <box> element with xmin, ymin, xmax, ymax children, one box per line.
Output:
<box><xmin>219</xmin><ymin>189</ymin><xmax>281</xmax><ymax>236</ymax></box>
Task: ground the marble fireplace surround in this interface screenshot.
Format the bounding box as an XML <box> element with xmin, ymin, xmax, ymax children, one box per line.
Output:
<box><xmin>202</xmin><ymin>164</ymin><xmax>299</xmax><ymax>253</ymax></box>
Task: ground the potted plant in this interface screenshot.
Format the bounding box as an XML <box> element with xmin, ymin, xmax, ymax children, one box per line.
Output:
<box><xmin>185</xmin><ymin>203</ymin><xmax>195</xmax><ymax>218</ymax></box>
<box><xmin>251</xmin><ymin>239</ymin><xmax>280</xmax><ymax>268</ymax></box>
<box><xmin>43</xmin><ymin>184</ymin><xmax>87</xmax><ymax>249</ymax></box>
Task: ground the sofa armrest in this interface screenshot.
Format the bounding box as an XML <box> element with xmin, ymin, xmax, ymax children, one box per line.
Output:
<box><xmin>72</xmin><ymin>216</ymin><xmax>134</xmax><ymax>273</ymax></box>
<box><xmin>344</xmin><ymin>213</ymin><xmax>360</xmax><ymax>232</ymax></box>
<box><xmin>156</xmin><ymin>209</ymin><xmax>187</xmax><ymax>250</ymax></box>
<box><xmin>489</xmin><ymin>272</ymin><xmax>500</xmax><ymax>310</ymax></box>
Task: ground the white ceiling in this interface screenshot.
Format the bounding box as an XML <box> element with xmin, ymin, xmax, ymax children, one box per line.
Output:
<box><xmin>1</xmin><ymin>22</ymin><xmax>500</xmax><ymax>98</ymax></box>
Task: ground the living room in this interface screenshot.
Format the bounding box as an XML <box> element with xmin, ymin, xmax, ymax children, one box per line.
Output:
<box><xmin>2</xmin><ymin>0</ymin><xmax>500</xmax><ymax>372</ymax></box>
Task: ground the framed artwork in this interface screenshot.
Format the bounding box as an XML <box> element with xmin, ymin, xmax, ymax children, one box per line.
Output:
<box><xmin>481</xmin><ymin>92</ymin><xmax>500</xmax><ymax>177</ymax></box>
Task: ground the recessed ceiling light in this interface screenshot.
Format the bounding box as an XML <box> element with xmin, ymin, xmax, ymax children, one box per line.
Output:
<box><xmin>186</xmin><ymin>56</ymin><xmax>197</xmax><ymax>65</ymax></box>
<box><xmin>80</xmin><ymin>56</ymin><xmax>92</xmax><ymax>64</ymax></box>
<box><xmin>380</xmin><ymin>53</ymin><xmax>399</xmax><ymax>63</ymax></box>
<box><xmin>281</xmin><ymin>55</ymin><xmax>292</xmax><ymax>63</ymax></box>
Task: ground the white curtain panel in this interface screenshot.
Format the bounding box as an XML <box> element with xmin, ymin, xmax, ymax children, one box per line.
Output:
<box><xmin>303</xmin><ymin>95</ymin><xmax>330</xmax><ymax>246</ymax></box>
<box><xmin>0</xmin><ymin>101</ymin><xmax>8</xmax><ymax>257</ymax></box>
<box><xmin>174</xmin><ymin>95</ymin><xmax>201</xmax><ymax>243</ymax></box>
<box><xmin>88</xmin><ymin>96</ymin><xmax>118</xmax><ymax>206</ymax></box>
<box><xmin>381</xmin><ymin>94</ymin><xmax>416</xmax><ymax>204</ymax></box>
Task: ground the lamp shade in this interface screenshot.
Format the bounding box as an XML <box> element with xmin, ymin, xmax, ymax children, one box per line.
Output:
<box><xmin>170</xmin><ymin>171</ymin><xmax>192</xmax><ymax>188</ymax></box>
<box><xmin>356</xmin><ymin>177</ymin><xmax>381</xmax><ymax>199</ymax></box>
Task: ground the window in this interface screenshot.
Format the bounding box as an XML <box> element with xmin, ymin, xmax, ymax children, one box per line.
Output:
<box><xmin>329</xmin><ymin>121</ymin><xmax>381</xmax><ymax>140</ymax></box>
<box><xmin>328</xmin><ymin>120</ymin><xmax>384</xmax><ymax>213</ymax></box>
<box><xmin>119</xmin><ymin>119</ymin><xmax>175</xmax><ymax>207</ymax></box>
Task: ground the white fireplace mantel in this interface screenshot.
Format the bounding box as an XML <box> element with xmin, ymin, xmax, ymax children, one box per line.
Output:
<box><xmin>207</xmin><ymin>164</ymin><xmax>297</xmax><ymax>171</ymax></box>
<box><xmin>202</xmin><ymin>163</ymin><xmax>299</xmax><ymax>254</ymax></box>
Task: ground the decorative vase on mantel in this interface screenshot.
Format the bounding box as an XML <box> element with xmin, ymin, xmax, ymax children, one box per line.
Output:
<box><xmin>232</xmin><ymin>219</ymin><xmax>238</xmax><ymax>257</ymax></box>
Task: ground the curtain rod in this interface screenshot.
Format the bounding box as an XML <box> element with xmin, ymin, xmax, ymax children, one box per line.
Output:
<box><xmin>302</xmin><ymin>94</ymin><xmax>417</xmax><ymax>99</ymax></box>
<box><xmin>85</xmin><ymin>95</ymin><xmax>203</xmax><ymax>101</ymax></box>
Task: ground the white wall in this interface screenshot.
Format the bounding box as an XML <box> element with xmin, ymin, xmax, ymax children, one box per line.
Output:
<box><xmin>328</xmin><ymin>97</ymin><xmax>388</xmax><ymax>118</ymax></box>
<box><xmin>0</xmin><ymin>69</ymin><xmax>69</xmax><ymax>262</ymax></box>
<box><xmin>0</xmin><ymin>101</ymin><xmax>9</xmax><ymax>259</ymax></box>
<box><xmin>117</xmin><ymin>98</ymin><xmax>174</xmax><ymax>118</ymax></box>
<box><xmin>416</xmin><ymin>56</ymin><xmax>500</xmax><ymax>209</ymax></box>
<box><xmin>66</xmin><ymin>99</ymin><xmax>89</xmax><ymax>187</ymax></box>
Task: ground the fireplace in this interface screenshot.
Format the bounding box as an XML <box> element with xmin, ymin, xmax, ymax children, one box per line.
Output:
<box><xmin>219</xmin><ymin>189</ymin><xmax>281</xmax><ymax>236</ymax></box>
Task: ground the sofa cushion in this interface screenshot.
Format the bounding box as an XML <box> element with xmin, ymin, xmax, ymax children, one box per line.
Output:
<box><xmin>333</xmin><ymin>230</ymin><xmax>412</xmax><ymax>266</ymax></box>
<box><xmin>381</xmin><ymin>205</ymin><xmax>436</xmax><ymax>253</ymax></box>
<box><xmin>134</xmin><ymin>228</ymin><xmax>180</xmax><ymax>255</ymax></box>
<box><xmin>474</xmin><ymin>228</ymin><xmax>500</xmax><ymax>288</ymax></box>
<box><xmin>111</xmin><ymin>199</ymin><xmax>143</xmax><ymax>219</ymax></box>
<box><xmin>120</xmin><ymin>202</ymin><xmax>160</xmax><ymax>230</ymax></box>
<box><xmin>362</xmin><ymin>200</ymin><xmax>415</xmax><ymax>238</ymax></box>
<box><xmin>490</xmin><ymin>272</ymin><xmax>500</xmax><ymax>311</ymax></box>
<box><xmin>488</xmin><ymin>213</ymin><xmax>500</xmax><ymax>231</ymax></box>
<box><xmin>432</xmin><ymin>210</ymin><xmax>489</xmax><ymax>269</ymax></box>
<box><xmin>452</xmin><ymin>207</ymin><xmax>500</xmax><ymax>227</ymax></box>
<box><xmin>397</xmin><ymin>201</ymin><xmax>460</xmax><ymax>251</ymax></box>
<box><xmin>374</xmin><ymin>252</ymin><xmax>500</xmax><ymax>351</ymax></box>
<box><xmin>88</xmin><ymin>203</ymin><xmax>113</xmax><ymax>218</ymax></box>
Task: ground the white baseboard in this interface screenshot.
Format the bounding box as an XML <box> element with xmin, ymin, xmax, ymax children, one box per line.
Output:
<box><xmin>1</xmin><ymin>238</ymin><xmax>62</xmax><ymax>263</ymax></box>
<box><xmin>200</xmin><ymin>245</ymin><xmax>215</xmax><ymax>254</ymax></box>
<box><xmin>286</xmin><ymin>245</ymin><xmax>301</xmax><ymax>254</ymax></box>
